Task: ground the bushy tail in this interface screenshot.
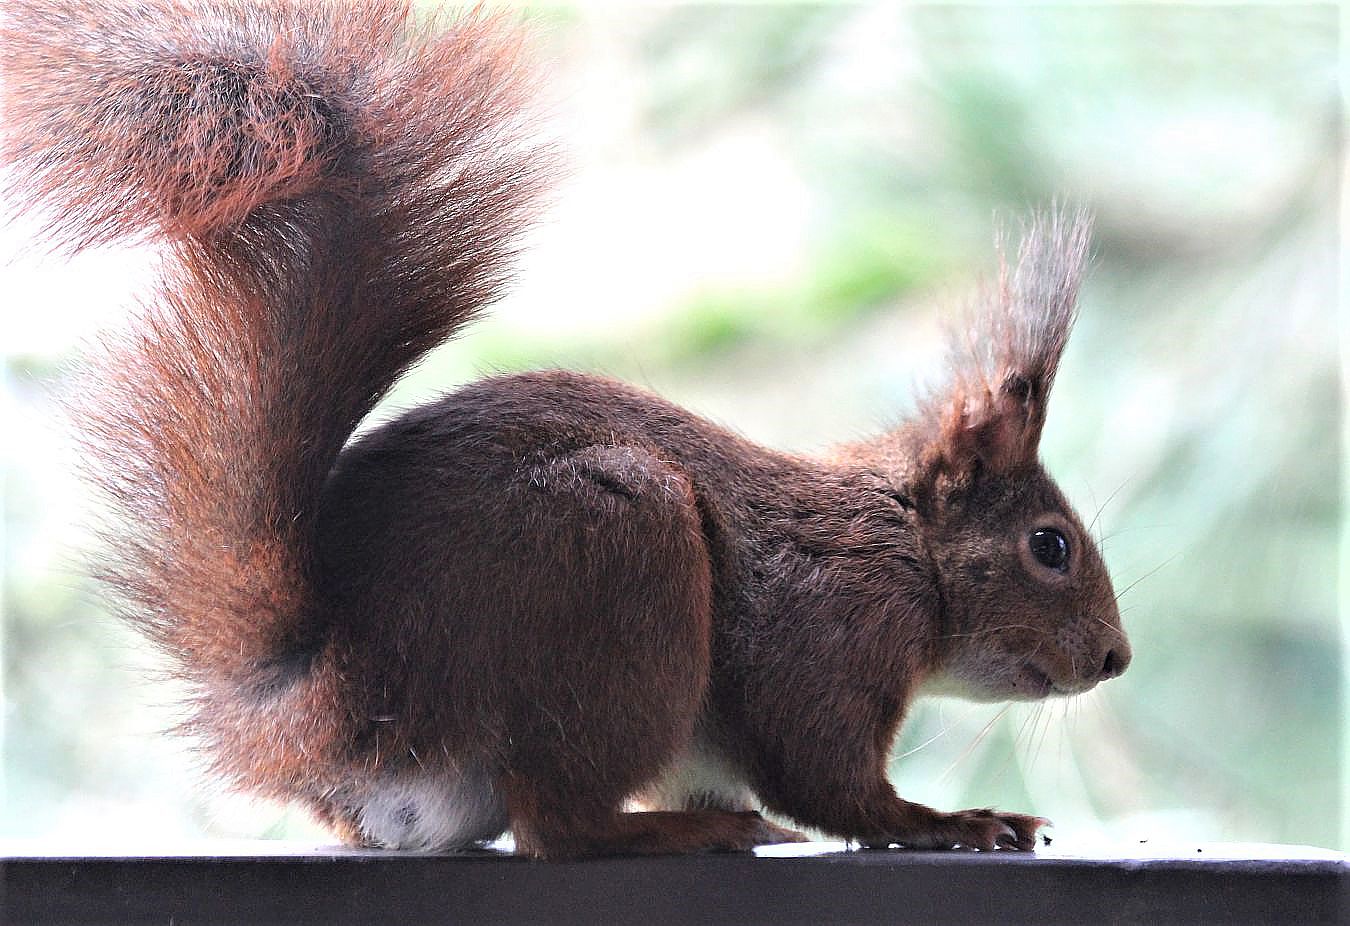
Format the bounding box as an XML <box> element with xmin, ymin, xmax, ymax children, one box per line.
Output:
<box><xmin>2</xmin><ymin>1</ymin><xmax>548</xmax><ymax>697</ymax></box>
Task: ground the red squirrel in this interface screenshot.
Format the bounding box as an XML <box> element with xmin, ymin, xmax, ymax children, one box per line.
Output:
<box><xmin>3</xmin><ymin>0</ymin><xmax>1130</xmax><ymax>858</ymax></box>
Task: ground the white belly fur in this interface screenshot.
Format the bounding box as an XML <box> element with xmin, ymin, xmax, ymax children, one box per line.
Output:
<box><xmin>358</xmin><ymin>764</ymin><xmax>506</xmax><ymax>851</ymax></box>
<box><xmin>641</xmin><ymin>735</ymin><xmax>756</xmax><ymax>812</ymax></box>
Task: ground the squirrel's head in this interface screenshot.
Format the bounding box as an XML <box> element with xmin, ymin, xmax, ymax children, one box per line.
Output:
<box><xmin>913</xmin><ymin>459</ymin><xmax>1128</xmax><ymax>702</ymax></box>
<box><xmin>885</xmin><ymin>209</ymin><xmax>1130</xmax><ymax>701</ymax></box>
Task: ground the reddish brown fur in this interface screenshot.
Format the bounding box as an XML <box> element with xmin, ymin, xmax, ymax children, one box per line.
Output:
<box><xmin>3</xmin><ymin>1</ymin><xmax>1130</xmax><ymax>858</ymax></box>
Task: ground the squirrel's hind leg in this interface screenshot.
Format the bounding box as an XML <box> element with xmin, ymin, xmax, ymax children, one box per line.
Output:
<box><xmin>497</xmin><ymin>445</ymin><xmax>767</xmax><ymax>858</ymax></box>
<box><xmin>506</xmin><ymin>797</ymin><xmax>807</xmax><ymax>859</ymax></box>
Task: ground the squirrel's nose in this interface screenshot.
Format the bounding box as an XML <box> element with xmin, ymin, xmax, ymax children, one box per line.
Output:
<box><xmin>1097</xmin><ymin>643</ymin><xmax>1131</xmax><ymax>681</ymax></box>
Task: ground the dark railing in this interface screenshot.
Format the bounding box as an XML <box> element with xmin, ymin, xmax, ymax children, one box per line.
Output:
<box><xmin>3</xmin><ymin>841</ymin><xmax>1345</xmax><ymax>925</ymax></box>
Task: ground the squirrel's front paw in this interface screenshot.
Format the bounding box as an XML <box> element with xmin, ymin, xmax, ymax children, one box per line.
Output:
<box><xmin>866</xmin><ymin>808</ymin><xmax>1048</xmax><ymax>851</ymax></box>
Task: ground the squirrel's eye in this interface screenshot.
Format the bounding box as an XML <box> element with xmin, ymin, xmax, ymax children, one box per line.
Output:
<box><xmin>1029</xmin><ymin>528</ymin><xmax>1069</xmax><ymax>571</ymax></box>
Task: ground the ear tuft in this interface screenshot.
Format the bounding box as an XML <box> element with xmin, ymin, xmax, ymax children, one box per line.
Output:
<box><xmin>918</xmin><ymin>207</ymin><xmax>1092</xmax><ymax>480</ymax></box>
<box><xmin>992</xmin><ymin>206</ymin><xmax>1092</xmax><ymax>400</ymax></box>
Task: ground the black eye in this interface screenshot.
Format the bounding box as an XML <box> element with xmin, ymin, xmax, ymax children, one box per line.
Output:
<box><xmin>1029</xmin><ymin>528</ymin><xmax>1069</xmax><ymax>571</ymax></box>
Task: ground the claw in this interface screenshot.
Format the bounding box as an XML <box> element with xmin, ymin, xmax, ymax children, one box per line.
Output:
<box><xmin>869</xmin><ymin>806</ymin><xmax>1051</xmax><ymax>853</ymax></box>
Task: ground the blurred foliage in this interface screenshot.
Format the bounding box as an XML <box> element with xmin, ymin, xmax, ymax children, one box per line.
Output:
<box><xmin>1</xmin><ymin>3</ymin><xmax>1343</xmax><ymax>850</ymax></box>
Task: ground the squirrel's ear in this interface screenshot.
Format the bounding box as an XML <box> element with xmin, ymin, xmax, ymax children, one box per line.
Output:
<box><xmin>917</xmin><ymin>209</ymin><xmax>1092</xmax><ymax>482</ymax></box>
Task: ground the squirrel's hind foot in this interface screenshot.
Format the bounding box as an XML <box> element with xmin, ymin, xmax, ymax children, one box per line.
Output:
<box><xmin>514</xmin><ymin>809</ymin><xmax>808</xmax><ymax>859</ymax></box>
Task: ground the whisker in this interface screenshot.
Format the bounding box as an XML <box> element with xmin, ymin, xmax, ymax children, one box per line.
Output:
<box><xmin>942</xmin><ymin>623</ymin><xmax>1045</xmax><ymax>640</ymax></box>
<box><xmin>1115</xmin><ymin>552</ymin><xmax>1179</xmax><ymax>601</ymax></box>
<box><xmin>986</xmin><ymin>704</ymin><xmax>1040</xmax><ymax>790</ymax></box>
<box><xmin>1030</xmin><ymin>700</ymin><xmax>1055</xmax><ymax>773</ymax></box>
<box><xmin>1012</xmin><ymin>703</ymin><xmax>1039</xmax><ymax>765</ymax></box>
<box><xmin>1100</xmin><ymin>522</ymin><xmax>1179</xmax><ymax>542</ymax></box>
<box><xmin>939</xmin><ymin>704</ymin><xmax>1010</xmax><ymax>784</ymax></box>
<box><xmin>1031</xmin><ymin>707</ymin><xmax>1053</xmax><ymax>772</ymax></box>
<box><xmin>898</xmin><ymin>702</ymin><xmax>980</xmax><ymax>759</ymax></box>
<box><xmin>1055</xmin><ymin>699</ymin><xmax>1072</xmax><ymax>778</ymax></box>
<box><xmin>1085</xmin><ymin>483</ymin><xmax>1102</xmax><ymax>547</ymax></box>
<box><xmin>1088</xmin><ymin>477</ymin><xmax>1131</xmax><ymax>539</ymax></box>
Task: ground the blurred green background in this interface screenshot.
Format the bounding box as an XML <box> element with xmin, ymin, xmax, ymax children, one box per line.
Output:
<box><xmin>1</xmin><ymin>3</ymin><xmax>1343</xmax><ymax>850</ymax></box>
